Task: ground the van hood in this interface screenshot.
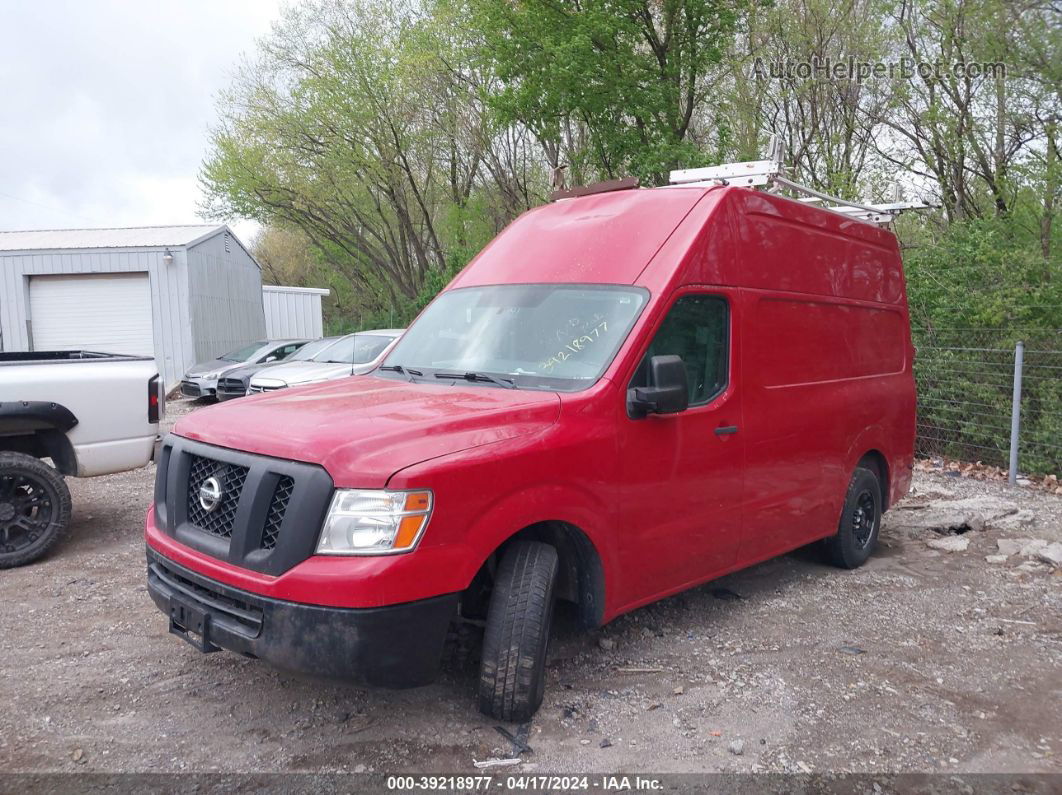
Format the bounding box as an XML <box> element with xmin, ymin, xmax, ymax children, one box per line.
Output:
<box><xmin>173</xmin><ymin>375</ymin><xmax>561</xmax><ymax>487</ymax></box>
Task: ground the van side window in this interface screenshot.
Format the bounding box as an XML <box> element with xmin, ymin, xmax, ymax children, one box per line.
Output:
<box><xmin>630</xmin><ymin>295</ymin><xmax>728</xmax><ymax>406</ymax></box>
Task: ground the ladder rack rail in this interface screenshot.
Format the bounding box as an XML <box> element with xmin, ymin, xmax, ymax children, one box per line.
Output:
<box><xmin>667</xmin><ymin>146</ymin><xmax>933</xmax><ymax>227</ymax></box>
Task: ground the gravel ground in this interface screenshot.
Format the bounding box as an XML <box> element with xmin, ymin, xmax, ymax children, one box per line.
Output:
<box><xmin>1</xmin><ymin>398</ymin><xmax>1060</xmax><ymax>777</ymax></box>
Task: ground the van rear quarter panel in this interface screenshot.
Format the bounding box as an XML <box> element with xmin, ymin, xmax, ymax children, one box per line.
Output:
<box><xmin>711</xmin><ymin>190</ymin><xmax>914</xmax><ymax>558</ymax></box>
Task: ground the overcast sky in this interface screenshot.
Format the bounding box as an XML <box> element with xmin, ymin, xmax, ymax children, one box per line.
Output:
<box><xmin>0</xmin><ymin>0</ymin><xmax>285</xmax><ymax>245</ymax></box>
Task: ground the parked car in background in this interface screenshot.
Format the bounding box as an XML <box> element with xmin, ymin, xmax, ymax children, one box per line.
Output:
<box><xmin>247</xmin><ymin>329</ymin><xmax>401</xmax><ymax>393</ymax></box>
<box><xmin>1</xmin><ymin>350</ymin><xmax>161</xmax><ymax>567</ymax></box>
<box><xmin>180</xmin><ymin>339</ymin><xmax>308</xmax><ymax>399</ymax></box>
<box><xmin>216</xmin><ymin>337</ymin><xmax>341</xmax><ymax>401</ymax></box>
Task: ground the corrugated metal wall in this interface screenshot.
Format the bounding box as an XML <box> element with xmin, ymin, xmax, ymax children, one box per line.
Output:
<box><xmin>262</xmin><ymin>286</ymin><xmax>328</xmax><ymax>339</ymax></box>
<box><xmin>186</xmin><ymin>231</ymin><xmax>266</xmax><ymax>361</ymax></box>
<box><xmin>0</xmin><ymin>247</ymin><xmax>194</xmax><ymax>388</ymax></box>
<box><xmin>0</xmin><ymin>228</ymin><xmax>268</xmax><ymax>392</ymax></box>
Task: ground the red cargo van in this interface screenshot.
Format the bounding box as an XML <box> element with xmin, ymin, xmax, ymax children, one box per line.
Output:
<box><xmin>146</xmin><ymin>183</ymin><xmax>915</xmax><ymax>720</ymax></box>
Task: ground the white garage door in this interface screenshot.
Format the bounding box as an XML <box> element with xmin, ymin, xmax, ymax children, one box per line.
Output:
<box><xmin>29</xmin><ymin>273</ymin><xmax>154</xmax><ymax>356</ymax></box>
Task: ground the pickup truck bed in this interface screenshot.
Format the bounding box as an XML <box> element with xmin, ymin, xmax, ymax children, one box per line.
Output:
<box><xmin>1</xmin><ymin>351</ymin><xmax>161</xmax><ymax>476</ymax></box>
<box><xmin>0</xmin><ymin>351</ymin><xmax>162</xmax><ymax>567</ymax></box>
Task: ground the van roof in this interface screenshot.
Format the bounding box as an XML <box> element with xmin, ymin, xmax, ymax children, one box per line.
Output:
<box><xmin>451</xmin><ymin>186</ymin><xmax>717</xmax><ymax>289</ymax></box>
<box><xmin>450</xmin><ymin>185</ymin><xmax>903</xmax><ymax>305</ymax></box>
<box><xmin>454</xmin><ymin>185</ymin><xmax>896</xmax><ymax>283</ymax></box>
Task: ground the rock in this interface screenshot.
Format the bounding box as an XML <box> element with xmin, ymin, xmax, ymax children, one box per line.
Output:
<box><xmin>1019</xmin><ymin>539</ymin><xmax>1049</xmax><ymax>557</ymax></box>
<box><xmin>672</xmin><ymin>686</ymin><xmax>684</xmax><ymax>695</ymax></box>
<box><xmin>598</xmin><ymin>637</ymin><xmax>615</xmax><ymax>651</ymax></box>
<box><xmin>580</xmin><ymin>739</ymin><xmax>591</xmax><ymax>745</ymax></box>
<box><xmin>985</xmin><ymin>554</ymin><xmax>1008</xmax><ymax>564</ymax></box>
<box><xmin>927</xmin><ymin>536</ymin><xmax>969</xmax><ymax>553</ymax></box>
<box><xmin>72</xmin><ymin>748</ymin><xmax>85</xmax><ymax>763</ymax></box>
<box><xmin>996</xmin><ymin>539</ymin><xmax>1022</xmax><ymax>556</ymax></box>
<box><xmin>729</xmin><ymin>739</ymin><xmax>745</xmax><ymax>755</ymax></box>
<box><xmin>1035</xmin><ymin>542</ymin><xmax>1062</xmax><ymax>567</ymax></box>
<box><xmin>995</xmin><ymin>510</ymin><xmax>1036</xmax><ymax>531</ymax></box>
<box><xmin>599</xmin><ymin>738</ymin><xmax>612</xmax><ymax>748</ymax></box>
<box><xmin>893</xmin><ymin>496</ymin><xmax>1018</xmax><ymax>537</ymax></box>
<box><xmin>353</xmin><ymin>764</ymin><xmax>367</xmax><ymax>773</ymax></box>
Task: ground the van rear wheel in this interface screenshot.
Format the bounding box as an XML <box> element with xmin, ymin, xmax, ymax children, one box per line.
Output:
<box><xmin>0</xmin><ymin>452</ymin><xmax>72</xmax><ymax>569</ymax></box>
<box><xmin>824</xmin><ymin>466</ymin><xmax>881</xmax><ymax>569</ymax></box>
<box><xmin>478</xmin><ymin>540</ymin><xmax>559</xmax><ymax>722</ymax></box>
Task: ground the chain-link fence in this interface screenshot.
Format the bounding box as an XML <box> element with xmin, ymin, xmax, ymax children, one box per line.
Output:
<box><xmin>913</xmin><ymin>327</ymin><xmax>1062</xmax><ymax>477</ymax></box>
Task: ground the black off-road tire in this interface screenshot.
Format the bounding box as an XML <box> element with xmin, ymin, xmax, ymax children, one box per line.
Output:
<box><xmin>824</xmin><ymin>466</ymin><xmax>882</xmax><ymax>569</ymax></box>
<box><xmin>0</xmin><ymin>452</ymin><xmax>72</xmax><ymax>569</ymax></box>
<box><xmin>478</xmin><ymin>540</ymin><xmax>559</xmax><ymax>722</ymax></box>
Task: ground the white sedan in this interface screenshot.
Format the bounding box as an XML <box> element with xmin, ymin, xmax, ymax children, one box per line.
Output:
<box><xmin>248</xmin><ymin>329</ymin><xmax>402</xmax><ymax>393</ymax></box>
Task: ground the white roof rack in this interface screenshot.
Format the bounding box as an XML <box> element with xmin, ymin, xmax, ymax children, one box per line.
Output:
<box><xmin>667</xmin><ymin>137</ymin><xmax>932</xmax><ymax>227</ymax></box>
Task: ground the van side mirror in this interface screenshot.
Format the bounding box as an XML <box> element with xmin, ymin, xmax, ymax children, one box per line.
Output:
<box><xmin>628</xmin><ymin>355</ymin><xmax>689</xmax><ymax>418</ymax></box>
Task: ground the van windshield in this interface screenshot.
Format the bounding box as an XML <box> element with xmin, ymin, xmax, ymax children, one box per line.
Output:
<box><xmin>380</xmin><ymin>285</ymin><xmax>648</xmax><ymax>391</ymax></box>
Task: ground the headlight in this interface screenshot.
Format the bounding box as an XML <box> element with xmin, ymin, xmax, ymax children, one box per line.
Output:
<box><xmin>316</xmin><ymin>489</ymin><xmax>432</xmax><ymax>555</ymax></box>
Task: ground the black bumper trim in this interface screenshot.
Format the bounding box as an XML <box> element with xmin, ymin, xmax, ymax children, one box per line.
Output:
<box><xmin>146</xmin><ymin>548</ymin><xmax>459</xmax><ymax>688</ymax></box>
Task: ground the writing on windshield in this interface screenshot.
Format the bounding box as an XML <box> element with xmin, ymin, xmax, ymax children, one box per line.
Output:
<box><xmin>381</xmin><ymin>285</ymin><xmax>648</xmax><ymax>391</ymax></box>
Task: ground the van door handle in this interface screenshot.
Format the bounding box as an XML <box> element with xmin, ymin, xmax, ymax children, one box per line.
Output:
<box><xmin>714</xmin><ymin>425</ymin><xmax>739</xmax><ymax>436</ymax></box>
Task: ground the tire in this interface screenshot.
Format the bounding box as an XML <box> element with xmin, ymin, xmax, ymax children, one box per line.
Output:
<box><xmin>478</xmin><ymin>540</ymin><xmax>559</xmax><ymax>722</ymax></box>
<box><xmin>0</xmin><ymin>452</ymin><xmax>72</xmax><ymax>569</ymax></box>
<box><xmin>824</xmin><ymin>466</ymin><xmax>882</xmax><ymax>569</ymax></box>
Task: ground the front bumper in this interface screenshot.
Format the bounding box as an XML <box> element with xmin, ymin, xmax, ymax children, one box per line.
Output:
<box><xmin>146</xmin><ymin>548</ymin><xmax>458</xmax><ymax>687</ymax></box>
<box><xmin>180</xmin><ymin>377</ymin><xmax>219</xmax><ymax>398</ymax></box>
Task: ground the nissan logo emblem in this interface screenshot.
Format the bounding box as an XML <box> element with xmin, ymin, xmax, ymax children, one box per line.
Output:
<box><xmin>198</xmin><ymin>476</ymin><xmax>223</xmax><ymax>513</ymax></box>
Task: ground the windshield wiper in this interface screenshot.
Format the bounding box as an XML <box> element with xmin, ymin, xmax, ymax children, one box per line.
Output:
<box><xmin>434</xmin><ymin>370</ymin><xmax>516</xmax><ymax>389</ymax></box>
<box><xmin>379</xmin><ymin>364</ymin><xmax>424</xmax><ymax>376</ymax></box>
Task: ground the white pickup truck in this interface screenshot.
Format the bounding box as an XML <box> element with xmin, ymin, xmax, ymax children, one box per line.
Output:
<box><xmin>0</xmin><ymin>351</ymin><xmax>162</xmax><ymax>568</ymax></box>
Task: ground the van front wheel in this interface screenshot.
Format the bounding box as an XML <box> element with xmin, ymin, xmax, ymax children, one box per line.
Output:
<box><xmin>824</xmin><ymin>466</ymin><xmax>882</xmax><ymax>569</ymax></box>
<box><xmin>478</xmin><ymin>540</ymin><xmax>559</xmax><ymax>722</ymax></box>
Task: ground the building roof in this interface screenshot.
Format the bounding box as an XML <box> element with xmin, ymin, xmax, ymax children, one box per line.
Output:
<box><xmin>0</xmin><ymin>224</ymin><xmax>226</xmax><ymax>252</ymax></box>
<box><xmin>262</xmin><ymin>284</ymin><xmax>331</xmax><ymax>296</ymax></box>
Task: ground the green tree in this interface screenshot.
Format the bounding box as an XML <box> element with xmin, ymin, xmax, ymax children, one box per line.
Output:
<box><xmin>464</xmin><ymin>0</ymin><xmax>746</xmax><ymax>185</ymax></box>
<box><xmin>200</xmin><ymin>0</ymin><xmax>488</xmax><ymax>303</ymax></box>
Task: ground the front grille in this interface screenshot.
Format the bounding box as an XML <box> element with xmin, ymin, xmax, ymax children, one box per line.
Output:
<box><xmin>155</xmin><ymin>436</ymin><xmax>334</xmax><ymax>576</ymax></box>
<box><xmin>217</xmin><ymin>377</ymin><xmax>246</xmax><ymax>395</ymax></box>
<box><xmin>186</xmin><ymin>455</ymin><xmax>249</xmax><ymax>538</ymax></box>
<box><xmin>249</xmin><ymin>384</ymin><xmax>285</xmax><ymax>394</ymax></box>
<box><xmin>180</xmin><ymin>381</ymin><xmax>201</xmax><ymax>397</ymax></box>
<box><xmin>261</xmin><ymin>476</ymin><xmax>294</xmax><ymax>550</ymax></box>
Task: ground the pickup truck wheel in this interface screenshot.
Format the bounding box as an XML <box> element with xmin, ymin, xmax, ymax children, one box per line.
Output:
<box><xmin>478</xmin><ymin>540</ymin><xmax>559</xmax><ymax>722</ymax></box>
<box><xmin>0</xmin><ymin>452</ymin><xmax>72</xmax><ymax>569</ymax></box>
<box><xmin>824</xmin><ymin>466</ymin><xmax>881</xmax><ymax>569</ymax></box>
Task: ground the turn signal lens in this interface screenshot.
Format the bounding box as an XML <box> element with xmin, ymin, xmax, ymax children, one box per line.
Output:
<box><xmin>316</xmin><ymin>489</ymin><xmax>433</xmax><ymax>555</ymax></box>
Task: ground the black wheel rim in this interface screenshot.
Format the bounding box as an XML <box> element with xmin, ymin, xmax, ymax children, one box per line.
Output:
<box><xmin>851</xmin><ymin>489</ymin><xmax>877</xmax><ymax>549</ymax></box>
<box><xmin>0</xmin><ymin>471</ymin><xmax>55</xmax><ymax>555</ymax></box>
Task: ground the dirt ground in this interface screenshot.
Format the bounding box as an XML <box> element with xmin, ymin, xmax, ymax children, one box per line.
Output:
<box><xmin>1</xmin><ymin>398</ymin><xmax>1060</xmax><ymax>778</ymax></box>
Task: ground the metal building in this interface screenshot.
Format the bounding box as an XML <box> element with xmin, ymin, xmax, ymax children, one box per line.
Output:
<box><xmin>262</xmin><ymin>285</ymin><xmax>330</xmax><ymax>339</ymax></box>
<box><xmin>0</xmin><ymin>225</ymin><xmax>266</xmax><ymax>391</ymax></box>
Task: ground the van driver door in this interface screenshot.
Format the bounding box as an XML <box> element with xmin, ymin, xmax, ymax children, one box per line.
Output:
<box><xmin>616</xmin><ymin>288</ymin><xmax>746</xmax><ymax>607</ymax></box>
